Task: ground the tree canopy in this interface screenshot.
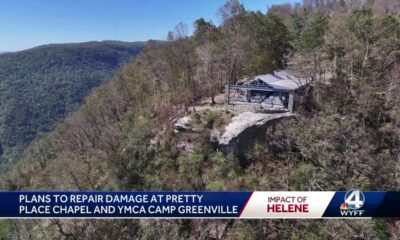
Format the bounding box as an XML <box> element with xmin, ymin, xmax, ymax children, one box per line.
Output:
<box><xmin>0</xmin><ymin>41</ymin><xmax>145</xmax><ymax>168</ymax></box>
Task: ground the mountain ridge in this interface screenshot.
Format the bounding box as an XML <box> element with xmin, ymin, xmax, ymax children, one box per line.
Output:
<box><xmin>0</xmin><ymin>40</ymin><xmax>146</xmax><ymax>167</ymax></box>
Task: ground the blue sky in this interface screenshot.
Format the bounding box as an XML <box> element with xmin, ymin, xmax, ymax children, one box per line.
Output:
<box><xmin>0</xmin><ymin>0</ymin><xmax>299</xmax><ymax>52</ymax></box>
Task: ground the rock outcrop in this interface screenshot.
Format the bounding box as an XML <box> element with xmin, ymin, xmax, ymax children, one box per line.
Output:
<box><xmin>216</xmin><ymin>112</ymin><xmax>294</xmax><ymax>156</ymax></box>
<box><xmin>173</xmin><ymin>116</ymin><xmax>192</xmax><ymax>132</ymax></box>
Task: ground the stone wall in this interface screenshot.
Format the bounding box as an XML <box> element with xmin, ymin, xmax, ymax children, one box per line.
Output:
<box><xmin>225</xmin><ymin>104</ymin><xmax>287</xmax><ymax>113</ymax></box>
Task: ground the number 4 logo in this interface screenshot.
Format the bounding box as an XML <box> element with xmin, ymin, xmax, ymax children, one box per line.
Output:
<box><xmin>344</xmin><ymin>190</ymin><xmax>365</xmax><ymax>210</ymax></box>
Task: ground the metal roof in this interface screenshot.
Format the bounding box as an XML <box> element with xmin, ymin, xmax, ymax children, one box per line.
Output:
<box><xmin>245</xmin><ymin>70</ymin><xmax>308</xmax><ymax>91</ymax></box>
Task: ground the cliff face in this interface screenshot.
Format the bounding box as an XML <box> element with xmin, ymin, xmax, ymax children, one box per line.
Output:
<box><xmin>214</xmin><ymin>112</ymin><xmax>294</xmax><ymax>156</ymax></box>
<box><xmin>173</xmin><ymin>110</ymin><xmax>294</xmax><ymax>157</ymax></box>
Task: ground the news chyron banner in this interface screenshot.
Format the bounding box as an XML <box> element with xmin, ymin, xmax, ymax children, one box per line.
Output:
<box><xmin>0</xmin><ymin>190</ymin><xmax>399</xmax><ymax>219</ymax></box>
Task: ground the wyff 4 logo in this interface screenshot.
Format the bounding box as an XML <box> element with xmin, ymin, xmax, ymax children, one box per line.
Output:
<box><xmin>340</xmin><ymin>190</ymin><xmax>365</xmax><ymax>216</ymax></box>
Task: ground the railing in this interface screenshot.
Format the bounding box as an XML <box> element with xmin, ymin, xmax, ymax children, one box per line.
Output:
<box><xmin>228</xmin><ymin>84</ymin><xmax>290</xmax><ymax>93</ymax></box>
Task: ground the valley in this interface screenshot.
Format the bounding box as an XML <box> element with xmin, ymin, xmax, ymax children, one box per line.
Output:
<box><xmin>0</xmin><ymin>41</ymin><xmax>146</xmax><ymax>168</ymax></box>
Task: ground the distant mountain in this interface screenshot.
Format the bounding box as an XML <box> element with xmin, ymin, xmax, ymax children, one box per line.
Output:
<box><xmin>0</xmin><ymin>41</ymin><xmax>145</xmax><ymax>166</ymax></box>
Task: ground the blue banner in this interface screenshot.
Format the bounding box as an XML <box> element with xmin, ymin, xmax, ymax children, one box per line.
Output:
<box><xmin>0</xmin><ymin>191</ymin><xmax>399</xmax><ymax>218</ymax></box>
<box><xmin>0</xmin><ymin>191</ymin><xmax>251</xmax><ymax>218</ymax></box>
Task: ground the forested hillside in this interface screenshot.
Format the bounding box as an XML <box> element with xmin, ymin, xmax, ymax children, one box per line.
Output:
<box><xmin>0</xmin><ymin>41</ymin><xmax>145</xmax><ymax>167</ymax></box>
<box><xmin>2</xmin><ymin>0</ymin><xmax>400</xmax><ymax>239</ymax></box>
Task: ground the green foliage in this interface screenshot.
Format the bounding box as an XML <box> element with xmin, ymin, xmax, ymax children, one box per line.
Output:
<box><xmin>290</xmin><ymin>163</ymin><xmax>314</xmax><ymax>190</ymax></box>
<box><xmin>346</xmin><ymin>9</ymin><xmax>374</xmax><ymax>42</ymax></box>
<box><xmin>193</xmin><ymin>18</ymin><xmax>220</xmax><ymax>44</ymax></box>
<box><xmin>0</xmin><ymin>220</ymin><xmax>10</xmax><ymax>240</ymax></box>
<box><xmin>240</xmin><ymin>12</ymin><xmax>293</xmax><ymax>74</ymax></box>
<box><xmin>296</xmin><ymin>12</ymin><xmax>329</xmax><ymax>51</ymax></box>
<box><xmin>210</xmin><ymin>152</ymin><xmax>238</xmax><ymax>176</ymax></box>
<box><xmin>206</xmin><ymin>110</ymin><xmax>222</xmax><ymax>128</ymax></box>
<box><xmin>207</xmin><ymin>179</ymin><xmax>225</xmax><ymax>190</ymax></box>
<box><xmin>111</xmin><ymin>116</ymin><xmax>154</xmax><ymax>190</ymax></box>
<box><xmin>178</xmin><ymin>153</ymin><xmax>204</xmax><ymax>189</ymax></box>
<box><xmin>373</xmin><ymin>219</ymin><xmax>391</xmax><ymax>240</ymax></box>
<box><xmin>0</xmin><ymin>41</ymin><xmax>145</xmax><ymax>167</ymax></box>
